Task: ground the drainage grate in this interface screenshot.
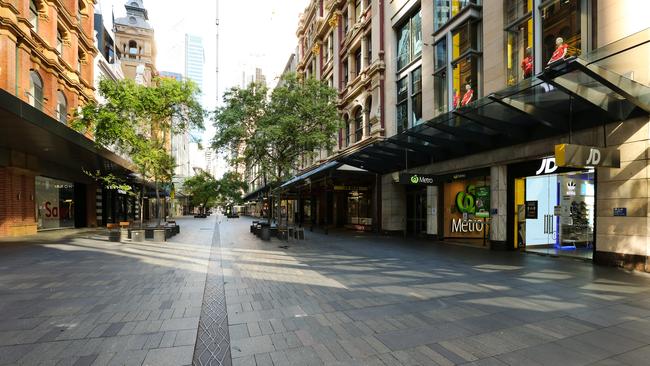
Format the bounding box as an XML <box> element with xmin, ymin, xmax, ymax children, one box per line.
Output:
<box><xmin>192</xmin><ymin>222</ymin><xmax>231</xmax><ymax>366</ymax></box>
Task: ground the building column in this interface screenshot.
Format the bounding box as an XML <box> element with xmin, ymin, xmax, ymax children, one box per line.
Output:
<box><xmin>490</xmin><ymin>165</ymin><xmax>507</xmax><ymax>249</ymax></box>
<box><xmin>427</xmin><ymin>185</ymin><xmax>439</xmax><ymax>237</ymax></box>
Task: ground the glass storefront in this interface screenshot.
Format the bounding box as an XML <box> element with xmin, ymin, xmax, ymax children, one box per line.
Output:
<box><xmin>512</xmin><ymin>159</ymin><xmax>594</xmax><ymax>260</ymax></box>
<box><xmin>443</xmin><ymin>176</ymin><xmax>490</xmax><ymax>245</ymax></box>
<box><xmin>36</xmin><ymin>176</ymin><xmax>75</xmax><ymax>230</ymax></box>
<box><xmin>347</xmin><ymin>189</ymin><xmax>372</xmax><ymax>226</ymax></box>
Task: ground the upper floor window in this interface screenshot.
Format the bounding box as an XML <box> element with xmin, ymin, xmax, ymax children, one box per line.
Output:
<box><xmin>354</xmin><ymin>48</ymin><xmax>362</xmax><ymax>78</ymax></box>
<box><xmin>343</xmin><ymin>10</ymin><xmax>349</xmax><ymax>34</ymax></box>
<box><xmin>365</xmin><ymin>97</ymin><xmax>372</xmax><ymax>136</ymax></box>
<box><xmin>77</xmin><ymin>51</ymin><xmax>83</xmax><ymax>73</ymax></box>
<box><xmin>355</xmin><ymin>0</ymin><xmax>362</xmax><ymax>22</ymax></box>
<box><xmin>29</xmin><ymin>71</ymin><xmax>43</xmax><ymax>110</ymax></box>
<box><xmin>56</xmin><ymin>91</ymin><xmax>67</xmax><ymax>123</ymax></box>
<box><xmin>29</xmin><ymin>0</ymin><xmax>38</xmax><ymax>31</ymax></box>
<box><xmin>326</xmin><ymin>32</ymin><xmax>334</xmax><ymax>61</ymax></box>
<box><xmin>77</xmin><ymin>0</ymin><xmax>84</xmax><ymax>26</ymax></box>
<box><xmin>354</xmin><ymin>107</ymin><xmax>363</xmax><ymax>142</ymax></box>
<box><xmin>342</xmin><ymin>59</ymin><xmax>349</xmax><ymax>87</ymax></box>
<box><xmin>541</xmin><ymin>0</ymin><xmax>582</xmax><ymax>64</ymax></box>
<box><xmin>56</xmin><ymin>28</ymin><xmax>64</xmax><ymax>54</ymax></box>
<box><xmin>411</xmin><ymin>67</ymin><xmax>422</xmax><ymax>125</ymax></box>
<box><xmin>451</xmin><ymin>21</ymin><xmax>481</xmax><ymax>108</ymax></box>
<box><xmin>435</xmin><ymin>0</ymin><xmax>479</xmax><ymax>31</ymax></box>
<box><xmin>344</xmin><ymin>115</ymin><xmax>351</xmax><ymax>146</ymax></box>
<box><xmin>396</xmin><ymin>76</ymin><xmax>408</xmax><ymax>133</ymax></box>
<box><xmin>365</xmin><ymin>34</ymin><xmax>372</xmax><ymax>65</ymax></box>
<box><xmin>129</xmin><ymin>40</ymin><xmax>138</xmax><ymax>55</ymax></box>
<box><xmin>505</xmin><ymin>6</ymin><xmax>533</xmax><ymax>85</ymax></box>
<box><xmin>396</xmin><ymin>9</ymin><xmax>422</xmax><ymax>71</ymax></box>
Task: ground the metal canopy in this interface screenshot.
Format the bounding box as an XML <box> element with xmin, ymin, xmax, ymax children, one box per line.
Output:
<box><xmin>0</xmin><ymin>89</ymin><xmax>134</xmax><ymax>181</ymax></box>
<box><xmin>337</xmin><ymin>28</ymin><xmax>650</xmax><ymax>175</ymax></box>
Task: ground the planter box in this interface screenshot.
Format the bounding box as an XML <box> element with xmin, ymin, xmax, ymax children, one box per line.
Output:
<box><xmin>131</xmin><ymin>229</ymin><xmax>145</xmax><ymax>242</ymax></box>
<box><xmin>153</xmin><ymin>229</ymin><xmax>166</xmax><ymax>242</ymax></box>
<box><xmin>108</xmin><ymin>230</ymin><xmax>120</xmax><ymax>242</ymax></box>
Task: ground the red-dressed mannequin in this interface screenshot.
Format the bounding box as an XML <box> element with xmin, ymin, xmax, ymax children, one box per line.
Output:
<box><xmin>547</xmin><ymin>37</ymin><xmax>568</xmax><ymax>65</ymax></box>
<box><xmin>452</xmin><ymin>89</ymin><xmax>461</xmax><ymax>109</ymax></box>
<box><xmin>521</xmin><ymin>49</ymin><xmax>533</xmax><ymax>78</ymax></box>
<box><xmin>461</xmin><ymin>83</ymin><xmax>474</xmax><ymax>106</ymax></box>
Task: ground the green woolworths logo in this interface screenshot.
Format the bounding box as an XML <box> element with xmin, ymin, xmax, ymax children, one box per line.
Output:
<box><xmin>456</xmin><ymin>185</ymin><xmax>477</xmax><ymax>214</ymax></box>
<box><xmin>410</xmin><ymin>175</ymin><xmax>419</xmax><ymax>184</ymax></box>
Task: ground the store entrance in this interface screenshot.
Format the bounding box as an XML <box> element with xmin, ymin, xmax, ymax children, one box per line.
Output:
<box><xmin>406</xmin><ymin>187</ymin><xmax>427</xmax><ymax>235</ymax></box>
<box><xmin>515</xmin><ymin>170</ymin><xmax>594</xmax><ymax>260</ymax></box>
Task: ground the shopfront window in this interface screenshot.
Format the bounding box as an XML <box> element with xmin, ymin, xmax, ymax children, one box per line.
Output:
<box><xmin>36</xmin><ymin>176</ymin><xmax>75</xmax><ymax>230</ymax></box>
<box><xmin>347</xmin><ymin>190</ymin><xmax>372</xmax><ymax>226</ymax></box>
<box><xmin>452</xmin><ymin>55</ymin><xmax>478</xmax><ymax>108</ymax></box>
<box><xmin>506</xmin><ymin>17</ymin><xmax>534</xmax><ymax>85</ymax></box>
<box><xmin>541</xmin><ymin>0</ymin><xmax>581</xmax><ymax>64</ymax></box>
<box><xmin>443</xmin><ymin>177</ymin><xmax>490</xmax><ymax>244</ymax></box>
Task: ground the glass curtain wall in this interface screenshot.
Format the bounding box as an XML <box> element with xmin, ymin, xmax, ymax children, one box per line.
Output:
<box><xmin>451</xmin><ymin>22</ymin><xmax>480</xmax><ymax>109</ymax></box>
<box><xmin>505</xmin><ymin>0</ymin><xmax>534</xmax><ymax>86</ymax></box>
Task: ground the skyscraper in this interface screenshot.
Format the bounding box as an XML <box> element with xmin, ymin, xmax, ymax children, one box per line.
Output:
<box><xmin>184</xmin><ymin>34</ymin><xmax>204</xmax><ymax>91</ymax></box>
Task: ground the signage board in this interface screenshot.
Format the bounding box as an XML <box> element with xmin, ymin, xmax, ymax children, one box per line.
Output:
<box><xmin>399</xmin><ymin>173</ymin><xmax>437</xmax><ymax>185</ymax></box>
<box><xmin>555</xmin><ymin>144</ymin><xmax>621</xmax><ymax>168</ymax></box>
<box><xmin>334</xmin><ymin>185</ymin><xmax>369</xmax><ymax>191</ymax></box>
<box><xmin>613</xmin><ymin>207</ymin><xmax>627</xmax><ymax>217</ymax></box>
<box><xmin>525</xmin><ymin>201</ymin><xmax>538</xmax><ymax>219</ymax></box>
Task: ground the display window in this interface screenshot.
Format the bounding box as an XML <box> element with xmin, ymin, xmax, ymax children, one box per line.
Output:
<box><xmin>347</xmin><ymin>190</ymin><xmax>372</xmax><ymax>225</ymax></box>
<box><xmin>443</xmin><ymin>177</ymin><xmax>490</xmax><ymax>242</ymax></box>
<box><xmin>36</xmin><ymin>176</ymin><xmax>75</xmax><ymax>230</ymax></box>
<box><xmin>541</xmin><ymin>0</ymin><xmax>581</xmax><ymax>64</ymax></box>
<box><xmin>511</xmin><ymin>159</ymin><xmax>594</xmax><ymax>260</ymax></box>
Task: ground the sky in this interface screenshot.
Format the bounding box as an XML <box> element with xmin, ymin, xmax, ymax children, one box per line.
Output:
<box><xmin>98</xmin><ymin>0</ymin><xmax>307</xmax><ymax>147</ymax></box>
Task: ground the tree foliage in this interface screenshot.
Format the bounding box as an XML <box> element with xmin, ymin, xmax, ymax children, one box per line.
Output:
<box><xmin>182</xmin><ymin>171</ymin><xmax>248</xmax><ymax>213</ymax></box>
<box><xmin>212</xmin><ymin>73</ymin><xmax>341</xmax><ymax>184</ymax></box>
<box><xmin>74</xmin><ymin>77</ymin><xmax>204</xmax><ymax>223</ymax></box>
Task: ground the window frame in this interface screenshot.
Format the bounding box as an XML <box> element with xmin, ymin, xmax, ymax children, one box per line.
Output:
<box><xmin>29</xmin><ymin>71</ymin><xmax>43</xmax><ymax>110</ymax></box>
<box><xmin>396</xmin><ymin>8</ymin><xmax>422</xmax><ymax>72</ymax></box>
<box><xmin>29</xmin><ymin>0</ymin><xmax>39</xmax><ymax>31</ymax></box>
<box><xmin>354</xmin><ymin>108</ymin><xmax>363</xmax><ymax>143</ymax></box>
<box><xmin>56</xmin><ymin>91</ymin><xmax>67</xmax><ymax>123</ymax></box>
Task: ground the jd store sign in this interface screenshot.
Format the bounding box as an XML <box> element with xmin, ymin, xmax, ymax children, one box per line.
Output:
<box><xmin>555</xmin><ymin>144</ymin><xmax>620</xmax><ymax>168</ymax></box>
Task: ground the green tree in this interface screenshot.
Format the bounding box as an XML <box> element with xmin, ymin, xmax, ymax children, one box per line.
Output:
<box><xmin>183</xmin><ymin>171</ymin><xmax>218</xmax><ymax>214</ymax></box>
<box><xmin>212</xmin><ymin>73</ymin><xmax>341</xmax><ymax>220</ymax></box>
<box><xmin>74</xmin><ymin>77</ymin><xmax>204</xmax><ymax>225</ymax></box>
<box><xmin>215</xmin><ymin>172</ymin><xmax>248</xmax><ymax>212</ymax></box>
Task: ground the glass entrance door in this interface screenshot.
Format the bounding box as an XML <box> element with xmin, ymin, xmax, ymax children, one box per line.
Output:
<box><xmin>524</xmin><ymin>175</ymin><xmax>557</xmax><ymax>255</ymax></box>
<box><xmin>406</xmin><ymin>188</ymin><xmax>427</xmax><ymax>235</ymax></box>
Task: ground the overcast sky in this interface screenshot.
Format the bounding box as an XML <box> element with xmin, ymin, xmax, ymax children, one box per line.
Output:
<box><xmin>98</xmin><ymin>0</ymin><xmax>306</xmax><ymax>144</ymax></box>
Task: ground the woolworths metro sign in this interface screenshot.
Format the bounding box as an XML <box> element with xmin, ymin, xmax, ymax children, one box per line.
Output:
<box><xmin>399</xmin><ymin>173</ymin><xmax>437</xmax><ymax>185</ymax></box>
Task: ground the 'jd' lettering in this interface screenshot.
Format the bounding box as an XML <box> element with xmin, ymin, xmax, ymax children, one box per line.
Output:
<box><xmin>536</xmin><ymin>158</ymin><xmax>558</xmax><ymax>175</ymax></box>
<box><xmin>586</xmin><ymin>148</ymin><xmax>601</xmax><ymax>166</ymax></box>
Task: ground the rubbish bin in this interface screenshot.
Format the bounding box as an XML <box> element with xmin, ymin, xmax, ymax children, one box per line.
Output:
<box><xmin>120</xmin><ymin>228</ymin><xmax>129</xmax><ymax>242</ymax></box>
<box><xmin>108</xmin><ymin>230</ymin><xmax>120</xmax><ymax>242</ymax></box>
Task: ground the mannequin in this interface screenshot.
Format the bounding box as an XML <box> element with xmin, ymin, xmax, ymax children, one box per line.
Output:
<box><xmin>461</xmin><ymin>83</ymin><xmax>474</xmax><ymax>106</ymax></box>
<box><xmin>452</xmin><ymin>89</ymin><xmax>461</xmax><ymax>109</ymax></box>
<box><xmin>547</xmin><ymin>37</ymin><xmax>568</xmax><ymax>65</ymax></box>
<box><xmin>521</xmin><ymin>48</ymin><xmax>533</xmax><ymax>78</ymax></box>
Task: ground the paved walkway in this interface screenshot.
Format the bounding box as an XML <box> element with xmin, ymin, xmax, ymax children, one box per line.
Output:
<box><xmin>223</xmin><ymin>217</ymin><xmax>650</xmax><ymax>366</ymax></box>
<box><xmin>0</xmin><ymin>216</ymin><xmax>216</xmax><ymax>366</ymax></box>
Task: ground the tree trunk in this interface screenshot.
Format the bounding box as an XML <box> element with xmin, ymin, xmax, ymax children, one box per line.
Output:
<box><xmin>155</xmin><ymin>180</ymin><xmax>161</xmax><ymax>226</ymax></box>
<box><xmin>140</xmin><ymin>179</ymin><xmax>145</xmax><ymax>227</ymax></box>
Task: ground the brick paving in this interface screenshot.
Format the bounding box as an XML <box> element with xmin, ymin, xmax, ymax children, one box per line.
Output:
<box><xmin>0</xmin><ymin>216</ymin><xmax>215</xmax><ymax>366</ymax></box>
<box><xmin>3</xmin><ymin>216</ymin><xmax>650</xmax><ymax>365</ymax></box>
<box><xmin>222</xmin><ymin>217</ymin><xmax>650</xmax><ymax>366</ymax></box>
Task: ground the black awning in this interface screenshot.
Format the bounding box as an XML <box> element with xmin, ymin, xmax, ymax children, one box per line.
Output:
<box><xmin>0</xmin><ymin>89</ymin><xmax>134</xmax><ymax>180</ymax></box>
<box><xmin>339</xmin><ymin>28</ymin><xmax>650</xmax><ymax>175</ymax></box>
<box><xmin>243</xmin><ymin>184</ymin><xmax>270</xmax><ymax>202</ymax></box>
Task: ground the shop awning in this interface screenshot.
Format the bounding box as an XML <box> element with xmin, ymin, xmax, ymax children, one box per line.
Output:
<box><xmin>279</xmin><ymin>161</ymin><xmax>341</xmax><ymax>189</ymax></box>
<box><xmin>341</xmin><ymin>28</ymin><xmax>650</xmax><ymax>175</ymax></box>
<box><xmin>242</xmin><ymin>184</ymin><xmax>270</xmax><ymax>202</ymax></box>
<box><xmin>0</xmin><ymin>89</ymin><xmax>134</xmax><ymax>181</ymax></box>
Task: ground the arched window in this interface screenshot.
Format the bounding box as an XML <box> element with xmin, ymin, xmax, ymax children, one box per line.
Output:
<box><xmin>56</xmin><ymin>91</ymin><xmax>67</xmax><ymax>123</ymax></box>
<box><xmin>344</xmin><ymin>115</ymin><xmax>350</xmax><ymax>147</ymax></box>
<box><xmin>354</xmin><ymin>107</ymin><xmax>363</xmax><ymax>142</ymax></box>
<box><xmin>128</xmin><ymin>40</ymin><xmax>138</xmax><ymax>55</ymax></box>
<box><xmin>29</xmin><ymin>0</ymin><xmax>38</xmax><ymax>30</ymax></box>
<box><xmin>130</xmin><ymin>1</ymin><xmax>139</xmax><ymax>7</ymax></box>
<box><xmin>77</xmin><ymin>50</ymin><xmax>83</xmax><ymax>73</ymax></box>
<box><xmin>365</xmin><ymin>96</ymin><xmax>372</xmax><ymax>136</ymax></box>
<box><xmin>29</xmin><ymin>71</ymin><xmax>43</xmax><ymax>110</ymax></box>
<box><xmin>56</xmin><ymin>27</ymin><xmax>64</xmax><ymax>54</ymax></box>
